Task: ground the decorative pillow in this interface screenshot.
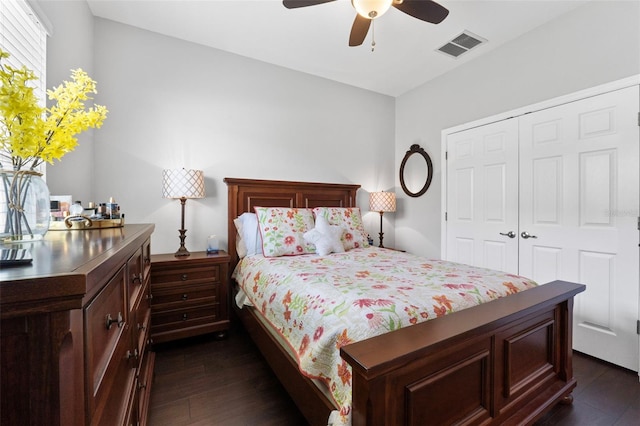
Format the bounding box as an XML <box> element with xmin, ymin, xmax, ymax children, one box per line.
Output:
<box><xmin>233</xmin><ymin>212</ymin><xmax>262</xmax><ymax>257</ymax></box>
<box><xmin>254</xmin><ymin>207</ymin><xmax>316</xmax><ymax>257</ymax></box>
<box><xmin>313</xmin><ymin>207</ymin><xmax>369</xmax><ymax>250</ymax></box>
<box><xmin>303</xmin><ymin>215</ymin><xmax>345</xmax><ymax>256</ymax></box>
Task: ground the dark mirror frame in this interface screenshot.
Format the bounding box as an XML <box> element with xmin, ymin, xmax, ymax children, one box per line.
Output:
<box><xmin>399</xmin><ymin>144</ymin><xmax>433</xmax><ymax>198</ymax></box>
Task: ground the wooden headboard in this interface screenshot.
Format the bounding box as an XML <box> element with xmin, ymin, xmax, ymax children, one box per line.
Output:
<box><xmin>224</xmin><ymin>178</ymin><xmax>361</xmax><ymax>271</ymax></box>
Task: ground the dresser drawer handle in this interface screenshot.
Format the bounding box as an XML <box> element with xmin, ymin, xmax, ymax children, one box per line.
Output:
<box><xmin>137</xmin><ymin>322</ymin><xmax>146</xmax><ymax>331</ymax></box>
<box><xmin>182</xmin><ymin>313</ymin><xmax>188</xmax><ymax>321</ymax></box>
<box><xmin>105</xmin><ymin>312</ymin><xmax>124</xmax><ymax>330</ymax></box>
<box><xmin>131</xmin><ymin>273</ymin><xmax>142</xmax><ymax>284</ymax></box>
<box><xmin>181</xmin><ymin>294</ymin><xmax>188</xmax><ymax>301</ymax></box>
<box><xmin>126</xmin><ymin>349</ymin><xmax>139</xmax><ymax>360</ymax></box>
<box><xmin>180</xmin><ymin>273</ymin><xmax>188</xmax><ymax>281</ymax></box>
<box><xmin>138</xmin><ymin>381</ymin><xmax>147</xmax><ymax>391</ymax></box>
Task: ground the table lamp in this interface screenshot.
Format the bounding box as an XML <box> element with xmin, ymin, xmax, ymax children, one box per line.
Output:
<box><xmin>162</xmin><ymin>169</ymin><xmax>205</xmax><ymax>257</ymax></box>
<box><xmin>369</xmin><ymin>191</ymin><xmax>396</xmax><ymax>248</ymax></box>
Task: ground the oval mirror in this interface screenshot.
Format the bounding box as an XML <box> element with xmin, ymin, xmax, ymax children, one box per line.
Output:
<box><xmin>399</xmin><ymin>144</ymin><xmax>433</xmax><ymax>198</ymax></box>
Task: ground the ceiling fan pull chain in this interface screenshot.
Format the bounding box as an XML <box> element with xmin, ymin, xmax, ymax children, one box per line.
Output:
<box><xmin>371</xmin><ymin>19</ymin><xmax>376</xmax><ymax>52</ymax></box>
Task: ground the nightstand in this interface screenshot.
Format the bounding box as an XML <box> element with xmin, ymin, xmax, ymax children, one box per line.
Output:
<box><xmin>150</xmin><ymin>251</ymin><xmax>230</xmax><ymax>344</ymax></box>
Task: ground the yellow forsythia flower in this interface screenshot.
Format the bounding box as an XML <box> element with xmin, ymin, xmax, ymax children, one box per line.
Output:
<box><xmin>0</xmin><ymin>49</ymin><xmax>107</xmax><ymax>171</ymax></box>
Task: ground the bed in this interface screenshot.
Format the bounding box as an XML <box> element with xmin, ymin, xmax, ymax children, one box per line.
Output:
<box><xmin>224</xmin><ymin>177</ymin><xmax>585</xmax><ymax>426</ymax></box>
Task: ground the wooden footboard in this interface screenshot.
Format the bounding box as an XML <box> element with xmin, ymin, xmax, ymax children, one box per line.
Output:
<box><xmin>341</xmin><ymin>280</ymin><xmax>585</xmax><ymax>426</ymax></box>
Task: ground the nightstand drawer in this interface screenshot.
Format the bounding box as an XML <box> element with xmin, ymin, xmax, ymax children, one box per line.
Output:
<box><xmin>151</xmin><ymin>305</ymin><xmax>219</xmax><ymax>331</ymax></box>
<box><xmin>152</xmin><ymin>283</ymin><xmax>218</xmax><ymax>307</ymax></box>
<box><xmin>151</xmin><ymin>265</ymin><xmax>219</xmax><ymax>285</ymax></box>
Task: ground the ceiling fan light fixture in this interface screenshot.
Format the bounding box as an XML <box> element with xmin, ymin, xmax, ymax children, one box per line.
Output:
<box><xmin>352</xmin><ymin>0</ymin><xmax>393</xmax><ymax>19</ymax></box>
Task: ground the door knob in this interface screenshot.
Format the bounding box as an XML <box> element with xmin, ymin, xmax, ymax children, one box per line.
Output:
<box><xmin>499</xmin><ymin>231</ymin><xmax>516</xmax><ymax>238</ymax></box>
<box><xmin>521</xmin><ymin>231</ymin><xmax>537</xmax><ymax>239</ymax></box>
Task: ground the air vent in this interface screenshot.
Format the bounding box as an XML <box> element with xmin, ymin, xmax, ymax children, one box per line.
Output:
<box><xmin>437</xmin><ymin>31</ymin><xmax>486</xmax><ymax>58</ymax></box>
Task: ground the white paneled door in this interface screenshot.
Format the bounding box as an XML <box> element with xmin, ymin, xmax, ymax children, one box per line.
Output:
<box><xmin>445</xmin><ymin>119</ymin><xmax>519</xmax><ymax>274</ymax></box>
<box><xmin>445</xmin><ymin>84</ymin><xmax>639</xmax><ymax>371</ymax></box>
<box><xmin>519</xmin><ymin>86</ymin><xmax>639</xmax><ymax>371</ymax></box>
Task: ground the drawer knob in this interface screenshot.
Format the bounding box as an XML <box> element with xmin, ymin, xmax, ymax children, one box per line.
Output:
<box><xmin>138</xmin><ymin>381</ymin><xmax>147</xmax><ymax>391</ymax></box>
<box><xmin>182</xmin><ymin>313</ymin><xmax>188</xmax><ymax>321</ymax></box>
<box><xmin>131</xmin><ymin>273</ymin><xmax>142</xmax><ymax>284</ymax></box>
<box><xmin>181</xmin><ymin>273</ymin><xmax>188</xmax><ymax>281</ymax></box>
<box><xmin>126</xmin><ymin>349</ymin><xmax>139</xmax><ymax>360</ymax></box>
<box><xmin>105</xmin><ymin>312</ymin><xmax>124</xmax><ymax>330</ymax></box>
<box><xmin>137</xmin><ymin>322</ymin><xmax>146</xmax><ymax>331</ymax></box>
<box><xmin>181</xmin><ymin>294</ymin><xmax>188</xmax><ymax>301</ymax></box>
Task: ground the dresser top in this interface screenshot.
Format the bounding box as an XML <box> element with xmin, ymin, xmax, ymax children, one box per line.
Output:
<box><xmin>0</xmin><ymin>224</ymin><xmax>154</xmax><ymax>317</ymax></box>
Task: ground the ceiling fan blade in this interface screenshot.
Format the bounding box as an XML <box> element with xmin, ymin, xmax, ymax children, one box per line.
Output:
<box><xmin>283</xmin><ymin>0</ymin><xmax>336</xmax><ymax>9</ymax></box>
<box><xmin>392</xmin><ymin>0</ymin><xmax>449</xmax><ymax>24</ymax></box>
<box><xmin>349</xmin><ymin>14</ymin><xmax>371</xmax><ymax>46</ymax></box>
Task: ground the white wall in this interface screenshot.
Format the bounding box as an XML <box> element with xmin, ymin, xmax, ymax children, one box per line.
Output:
<box><xmin>38</xmin><ymin>0</ymin><xmax>95</xmax><ymax>205</ymax></box>
<box><xmin>37</xmin><ymin>1</ymin><xmax>395</xmax><ymax>255</ymax></box>
<box><xmin>89</xmin><ymin>18</ymin><xmax>395</xmax><ymax>255</ymax></box>
<box><xmin>395</xmin><ymin>1</ymin><xmax>640</xmax><ymax>258</ymax></box>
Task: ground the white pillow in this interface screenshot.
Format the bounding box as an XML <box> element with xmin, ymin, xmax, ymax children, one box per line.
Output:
<box><xmin>312</xmin><ymin>207</ymin><xmax>369</xmax><ymax>250</ymax></box>
<box><xmin>303</xmin><ymin>215</ymin><xmax>345</xmax><ymax>256</ymax></box>
<box><xmin>234</xmin><ymin>212</ymin><xmax>262</xmax><ymax>257</ymax></box>
<box><xmin>232</xmin><ymin>217</ymin><xmax>248</xmax><ymax>258</ymax></box>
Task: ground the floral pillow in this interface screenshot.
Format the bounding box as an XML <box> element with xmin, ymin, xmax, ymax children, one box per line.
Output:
<box><xmin>254</xmin><ymin>207</ymin><xmax>316</xmax><ymax>257</ymax></box>
<box><xmin>313</xmin><ymin>207</ymin><xmax>369</xmax><ymax>250</ymax></box>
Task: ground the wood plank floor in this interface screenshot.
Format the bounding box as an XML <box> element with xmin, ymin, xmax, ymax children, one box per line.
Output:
<box><xmin>148</xmin><ymin>326</ymin><xmax>640</xmax><ymax>426</ymax></box>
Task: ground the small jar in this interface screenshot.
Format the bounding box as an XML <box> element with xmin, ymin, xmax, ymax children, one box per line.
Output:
<box><xmin>206</xmin><ymin>235</ymin><xmax>219</xmax><ymax>254</ymax></box>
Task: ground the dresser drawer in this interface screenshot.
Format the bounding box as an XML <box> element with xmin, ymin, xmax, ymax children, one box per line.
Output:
<box><xmin>151</xmin><ymin>304</ymin><xmax>219</xmax><ymax>332</ymax></box>
<box><xmin>85</xmin><ymin>265</ymin><xmax>128</xmax><ymax>400</ymax></box>
<box><xmin>127</xmin><ymin>247</ymin><xmax>144</xmax><ymax>311</ymax></box>
<box><xmin>90</xmin><ymin>338</ymin><xmax>137</xmax><ymax>426</ymax></box>
<box><xmin>151</xmin><ymin>264</ymin><xmax>219</xmax><ymax>285</ymax></box>
<box><xmin>132</xmin><ymin>285</ymin><xmax>151</xmax><ymax>360</ymax></box>
<box><xmin>151</xmin><ymin>282</ymin><xmax>218</xmax><ymax>308</ymax></box>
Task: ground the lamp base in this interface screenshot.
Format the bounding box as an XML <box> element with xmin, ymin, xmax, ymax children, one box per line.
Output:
<box><xmin>378</xmin><ymin>211</ymin><xmax>385</xmax><ymax>248</ymax></box>
<box><xmin>174</xmin><ymin>228</ymin><xmax>191</xmax><ymax>257</ymax></box>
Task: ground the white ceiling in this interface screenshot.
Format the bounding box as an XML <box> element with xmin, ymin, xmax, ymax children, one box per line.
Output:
<box><xmin>85</xmin><ymin>0</ymin><xmax>589</xmax><ymax>97</ymax></box>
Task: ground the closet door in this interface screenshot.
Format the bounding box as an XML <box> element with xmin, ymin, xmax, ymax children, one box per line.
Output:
<box><xmin>445</xmin><ymin>119</ymin><xmax>519</xmax><ymax>274</ymax></box>
<box><xmin>519</xmin><ymin>86</ymin><xmax>639</xmax><ymax>371</ymax></box>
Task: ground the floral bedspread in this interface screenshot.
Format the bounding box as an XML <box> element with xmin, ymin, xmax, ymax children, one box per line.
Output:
<box><xmin>232</xmin><ymin>247</ymin><xmax>537</xmax><ymax>426</ymax></box>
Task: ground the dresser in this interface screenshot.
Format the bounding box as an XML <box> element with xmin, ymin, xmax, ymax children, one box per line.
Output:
<box><xmin>150</xmin><ymin>251</ymin><xmax>230</xmax><ymax>343</ymax></box>
<box><xmin>0</xmin><ymin>224</ymin><xmax>155</xmax><ymax>426</ymax></box>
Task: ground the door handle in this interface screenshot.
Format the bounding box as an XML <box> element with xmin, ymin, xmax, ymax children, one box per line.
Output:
<box><xmin>521</xmin><ymin>231</ymin><xmax>537</xmax><ymax>239</ymax></box>
<box><xmin>499</xmin><ymin>231</ymin><xmax>516</xmax><ymax>238</ymax></box>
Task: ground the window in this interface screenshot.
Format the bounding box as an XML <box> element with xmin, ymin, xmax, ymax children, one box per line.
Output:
<box><xmin>1</xmin><ymin>0</ymin><xmax>48</xmax><ymax>104</ymax></box>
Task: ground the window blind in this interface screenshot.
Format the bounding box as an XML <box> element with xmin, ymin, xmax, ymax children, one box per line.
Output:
<box><xmin>1</xmin><ymin>0</ymin><xmax>47</xmax><ymax>104</ymax></box>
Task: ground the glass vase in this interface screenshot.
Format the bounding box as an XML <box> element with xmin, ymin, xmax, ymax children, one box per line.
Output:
<box><xmin>0</xmin><ymin>170</ymin><xmax>51</xmax><ymax>242</ymax></box>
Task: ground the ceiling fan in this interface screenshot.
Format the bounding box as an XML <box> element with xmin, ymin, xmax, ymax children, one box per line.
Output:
<box><xmin>282</xmin><ymin>0</ymin><xmax>449</xmax><ymax>47</ymax></box>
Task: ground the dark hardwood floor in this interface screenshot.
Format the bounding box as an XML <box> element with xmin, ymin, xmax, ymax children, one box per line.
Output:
<box><xmin>148</xmin><ymin>326</ymin><xmax>640</xmax><ymax>426</ymax></box>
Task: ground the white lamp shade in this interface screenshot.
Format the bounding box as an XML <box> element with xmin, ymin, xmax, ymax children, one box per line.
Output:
<box><xmin>369</xmin><ymin>191</ymin><xmax>396</xmax><ymax>213</ymax></box>
<box><xmin>352</xmin><ymin>0</ymin><xmax>393</xmax><ymax>19</ymax></box>
<box><xmin>162</xmin><ymin>169</ymin><xmax>205</xmax><ymax>199</ymax></box>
